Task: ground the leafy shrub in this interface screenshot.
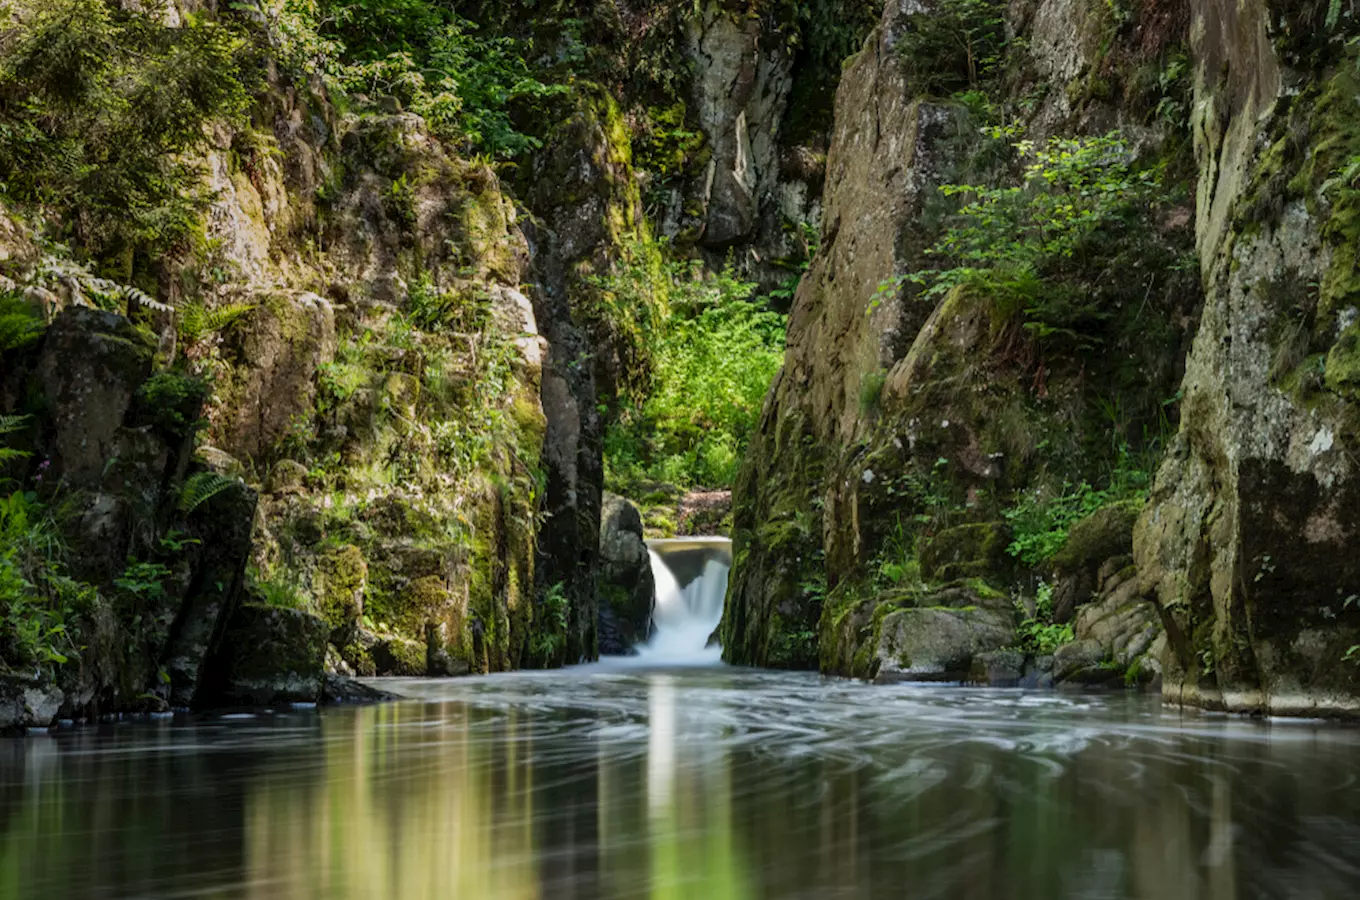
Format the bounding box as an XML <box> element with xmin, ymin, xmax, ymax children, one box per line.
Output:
<box><xmin>895</xmin><ymin>133</ymin><xmax>1188</xmax><ymax>349</ymax></box>
<box><xmin>303</xmin><ymin>3</ymin><xmax>565</xmax><ymax>158</ymax></box>
<box><xmin>135</xmin><ymin>372</ymin><xmax>209</xmax><ymax>438</ymax></box>
<box><xmin>1004</xmin><ymin>447</ymin><xmax>1152</xmax><ymax>567</ymax></box>
<box><xmin>1014</xmin><ymin>582</ymin><xmax>1074</xmax><ymax>655</ymax></box>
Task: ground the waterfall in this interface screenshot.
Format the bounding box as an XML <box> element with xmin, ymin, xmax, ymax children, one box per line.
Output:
<box><xmin>632</xmin><ymin>538</ymin><xmax>730</xmax><ymax>664</ymax></box>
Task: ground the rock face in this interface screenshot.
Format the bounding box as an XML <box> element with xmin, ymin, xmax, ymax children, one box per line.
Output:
<box><xmin>0</xmin><ymin>304</ymin><xmax>262</xmax><ymax>721</ymax></box>
<box><xmin>724</xmin><ymin>0</ymin><xmax>1202</xmax><ymax>680</ymax></box>
<box><xmin>1135</xmin><ymin>0</ymin><xmax>1360</xmax><ymax>716</ymax></box>
<box><xmin>0</xmin><ymin>677</ymin><xmax>64</xmax><ymax>734</ymax></box>
<box><xmin>598</xmin><ymin>493</ymin><xmax>656</xmax><ymax>654</ymax></box>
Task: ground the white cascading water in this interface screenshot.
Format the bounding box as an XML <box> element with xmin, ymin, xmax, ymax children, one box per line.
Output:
<box><xmin>632</xmin><ymin>547</ymin><xmax>728</xmax><ymax>664</ymax></box>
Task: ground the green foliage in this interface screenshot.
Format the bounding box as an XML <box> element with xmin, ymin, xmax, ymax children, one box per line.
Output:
<box><xmin>0</xmin><ymin>491</ymin><xmax>91</xmax><ymax>675</ymax></box>
<box><xmin>895</xmin><ymin>0</ymin><xmax>1008</xmax><ymax>95</ymax></box>
<box><xmin>859</xmin><ymin>370</ymin><xmax>887</xmax><ymax>415</ymax></box>
<box><xmin>1004</xmin><ymin>447</ymin><xmax>1152</xmax><ymax>567</ymax></box>
<box><xmin>530</xmin><ymin>581</ymin><xmax>569</xmax><ymax>660</ymax></box>
<box><xmin>176</xmin><ymin>300</ymin><xmax>257</xmax><ymax>344</ymax></box>
<box><xmin>113</xmin><ymin>559</ymin><xmax>171</xmax><ymax>601</ymax></box>
<box><xmin>136</xmin><ymin>372</ymin><xmax>209</xmax><ymax>438</ymax></box>
<box><xmin>603</xmin><ymin>257</ymin><xmax>785</xmax><ymax>491</ymax></box>
<box><xmin>311</xmin><ymin>277</ymin><xmax>524</xmax><ymax>494</ymax></box>
<box><xmin>636</xmin><ymin>102</ymin><xmax>705</xmax><ymax>184</ymax></box>
<box><xmin>0</xmin><ymin>292</ymin><xmax>44</xmax><ymax>352</ymax></box>
<box><xmin>178</xmin><ymin>472</ymin><xmax>239</xmax><ymax>514</ymax></box>
<box><xmin>0</xmin><ymin>413</ymin><xmax>32</xmax><ymax>468</ymax></box>
<box><xmin>248</xmin><ymin>564</ymin><xmax>306</xmax><ymax>609</ymax></box>
<box><xmin>895</xmin><ymin>133</ymin><xmax>1186</xmax><ymax>349</ymax></box>
<box><xmin>1014</xmin><ymin>582</ymin><xmax>1074</xmax><ymax>655</ymax></box>
<box><xmin>0</xmin><ymin>0</ymin><xmax>255</xmax><ymax>263</ymax></box>
<box><xmin>303</xmin><ymin>2</ymin><xmax>565</xmax><ymax>158</ymax></box>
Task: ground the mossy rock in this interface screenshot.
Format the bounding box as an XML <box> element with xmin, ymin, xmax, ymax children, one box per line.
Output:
<box><xmin>319</xmin><ymin>544</ymin><xmax>367</xmax><ymax>641</ymax></box>
<box><xmin>371</xmin><ymin>634</ymin><xmax>428</xmax><ymax>676</ymax></box>
<box><xmin>1051</xmin><ymin>500</ymin><xmax>1142</xmax><ymax>573</ymax></box>
<box><xmin>919</xmin><ymin>522</ymin><xmax>1012</xmax><ymax>582</ymax></box>
<box><xmin>205</xmin><ymin>604</ymin><xmax>328</xmax><ymax>707</ymax></box>
<box><xmin>1325</xmin><ymin>321</ymin><xmax>1360</xmax><ymax>399</ymax></box>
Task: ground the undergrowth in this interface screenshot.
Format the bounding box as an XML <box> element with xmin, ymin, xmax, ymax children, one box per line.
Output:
<box><xmin>601</xmin><ymin>253</ymin><xmax>785</xmax><ymax>492</ymax></box>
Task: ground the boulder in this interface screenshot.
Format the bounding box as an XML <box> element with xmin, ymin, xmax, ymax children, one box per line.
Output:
<box><xmin>1050</xmin><ymin>501</ymin><xmax>1140</xmax><ymax>623</ymax></box>
<box><xmin>597</xmin><ymin>493</ymin><xmax>655</xmax><ymax>654</ymax></box>
<box><xmin>0</xmin><ymin>677</ymin><xmax>63</xmax><ymax>733</ymax></box>
<box><xmin>873</xmin><ymin>593</ymin><xmax>1015</xmax><ymax>683</ymax></box>
<box><xmin>201</xmin><ymin>604</ymin><xmax>329</xmax><ymax>707</ymax></box>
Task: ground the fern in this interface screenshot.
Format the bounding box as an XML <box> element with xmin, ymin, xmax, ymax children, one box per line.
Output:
<box><xmin>178</xmin><ymin>472</ymin><xmax>239</xmax><ymax>514</ymax></box>
<box><xmin>177</xmin><ymin>300</ymin><xmax>257</xmax><ymax>343</ymax></box>
<box><xmin>0</xmin><ymin>414</ymin><xmax>31</xmax><ymax>464</ymax></box>
<box><xmin>0</xmin><ymin>295</ymin><xmax>44</xmax><ymax>352</ymax></box>
<box><xmin>1328</xmin><ymin>0</ymin><xmax>1343</xmax><ymax>31</ymax></box>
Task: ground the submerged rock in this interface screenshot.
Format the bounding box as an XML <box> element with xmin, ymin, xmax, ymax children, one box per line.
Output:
<box><xmin>321</xmin><ymin>674</ymin><xmax>397</xmax><ymax>705</ymax></box>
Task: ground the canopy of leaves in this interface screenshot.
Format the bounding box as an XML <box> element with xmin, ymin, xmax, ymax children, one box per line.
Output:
<box><xmin>294</xmin><ymin>0</ymin><xmax>565</xmax><ymax>158</ymax></box>
<box><xmin>895</xmin><ymin>0</ymin><xmax>1007</xmax><ymax>96</ymax></box>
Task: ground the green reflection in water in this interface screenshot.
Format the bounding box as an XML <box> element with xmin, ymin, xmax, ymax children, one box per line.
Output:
<box><xmin>1</xmin><ymin>671</ymin><xmax>1359</xmax><ymax>899</ymax></box>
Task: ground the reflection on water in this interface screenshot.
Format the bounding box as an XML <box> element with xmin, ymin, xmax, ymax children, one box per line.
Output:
<box><xmin>3</xmin><ymin>668</ymin><xmax>1360</xmax><ymax>899</ymax></box>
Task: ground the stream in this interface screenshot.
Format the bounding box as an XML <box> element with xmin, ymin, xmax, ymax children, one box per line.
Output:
<box><xmin>3</xmin><ymin>666</ymin><xmax>1360</xmax><ymax>898</ymax></box>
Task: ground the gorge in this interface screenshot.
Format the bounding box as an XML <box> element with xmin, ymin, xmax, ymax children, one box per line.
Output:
<box><xmin>2</xmin><ymin>0</ymin><xmax>1360</xmax><ymax>894</ymax></box>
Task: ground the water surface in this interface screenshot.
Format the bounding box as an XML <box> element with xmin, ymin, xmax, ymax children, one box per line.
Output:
<box><xmin>3</xmin><ymin>666</ymin><xmax>1359</xmax><ymax>899</ymax></box>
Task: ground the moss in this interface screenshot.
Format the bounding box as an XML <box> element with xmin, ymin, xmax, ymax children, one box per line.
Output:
<box><xmin>339</xmin><ymin>640</ymin><xmax>377</xmax><ymax>677</ymax></box>
<box><xmin>318</xmin><ymin>544</ymin><xmax>366</xmax><ymax>635</ymax></box>
<box><xmin>919</xmin><ymin>522</ymin><xmax>1011</xmax><ymax>582</ymax></box>
<box><xmin>1325</xmin><ymin>322</ymin><xmax>1360</xmax><ymax>398</ymax></box>
<box><xmin>1298</xmin><ymin>67</ymin><xmax>1360</xmax><ymax>326</ymax></box>
<box><xmin>959</xmin><ymin>578</ymin><xmax>1006</xmax><ymax>602</ymax></box>
<box><xmin>1051</xmin><ymin>500</ymin><xmax>1141</xmax><ymax>572</ymax></box>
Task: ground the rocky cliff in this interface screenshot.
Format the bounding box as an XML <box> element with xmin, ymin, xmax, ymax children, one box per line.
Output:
<box><xmin>724</xmin><ymin>0</ymin><xmax>1360</xmax><ymax>715</ymax></box>
<box><xmin>1136</xmin><ymin>0</ymin><xmax>1360</xmax><ymax>715</ymax></box>
<box><xmin>0</xmin><ymin>0</ymin><xmax>876</xmax><ymax>726</ymax></box>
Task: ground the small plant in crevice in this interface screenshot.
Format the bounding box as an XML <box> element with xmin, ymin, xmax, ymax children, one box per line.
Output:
<box><xmin>1014</xmin><ymin>582</ymin><xmax>1074</xmax><ymax>656</ymax></box>
<box><xmin>530</xmin><ymin>581</ymin><xmax>570</xmax><ymax>661</ymax></box>
<box><xmin>248</xmin><ymin>565</ymin><xmax>307</xmax><ymax>610</ymax></box>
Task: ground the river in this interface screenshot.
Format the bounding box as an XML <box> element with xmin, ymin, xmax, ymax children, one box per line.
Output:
<box><xmin>2</xmin><ymin>665</ymin><xmax>1359</xmax><ymax>899</ymax></box>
